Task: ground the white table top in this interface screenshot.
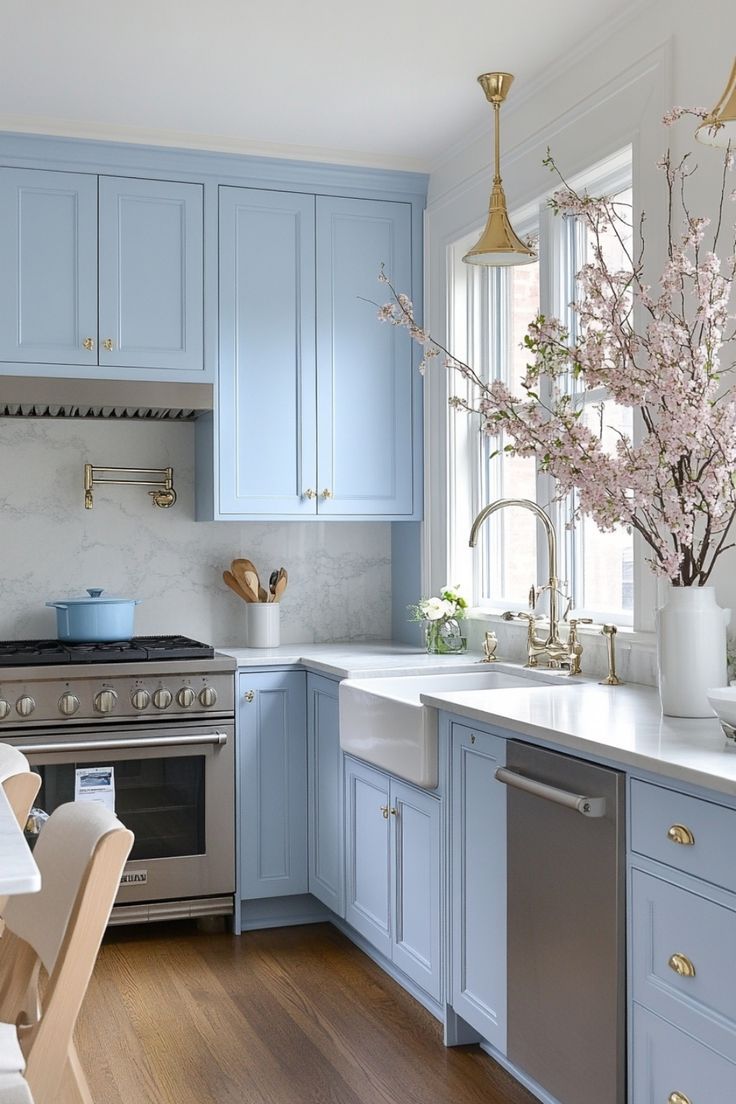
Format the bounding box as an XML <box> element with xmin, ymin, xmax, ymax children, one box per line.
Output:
<box><xmin>0</xmin><ymin>785</ymin><xmax>40</xmax><ymax>896</ymax></box>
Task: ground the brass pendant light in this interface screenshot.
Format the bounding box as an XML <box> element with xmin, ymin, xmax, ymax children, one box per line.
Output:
<box><xmin>463</xmin><ymin>72</ymin><xmax>536</xmax><ymax>267</ymax></box>
<box><xmin>695</xmin><ymin>57</ymin><xmax>736</xmax><ymax>148</ymax></box>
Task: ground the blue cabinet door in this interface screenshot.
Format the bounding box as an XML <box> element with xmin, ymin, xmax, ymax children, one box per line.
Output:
<box><xmin>316</xmin><ymin>196</ymin><xmax>414</xmax><ymax>517</ymax></box>
<box><xmin>307</xmin><ymin>674</ymin><xmax>344</xmax><ymax>917</ymax></box>
<box><xmin>0</xmin><ymin>168</ymin><xmax>98</xmax><ymax>366</ymax></box>
<box><xmin>239</xmin><ymin>670</ymin><xmax>308</xmax><ymax>900</ymax></box>
<box><xmin>218</xmin><ymin>187</ymin><xmax>317</xmax><ymax>516</ymax></box>
<box><xmin>98</xmin><ymin>176</ymin><xmax>204</xmax><ymax>373</ymax></box>
<box><xmin>450</xmin><ymin>724</ymin><xmax>507</xmax><ymax>1050</ymax></box>
<box><xmin>391</xmin><ymin>779</ymin><xmax>442</xmax><ymax>1001</ymax></box>
<box><xmin>345</xmin><ymin>756</ymin><xmax>392</xmax><ymax>957</ymax></box>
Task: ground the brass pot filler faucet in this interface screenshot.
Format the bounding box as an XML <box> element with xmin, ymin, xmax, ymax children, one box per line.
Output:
<box><xmin>469</xmin><ymin>498</ymin><xmax>622</xmax><ymax>682</ymax></box>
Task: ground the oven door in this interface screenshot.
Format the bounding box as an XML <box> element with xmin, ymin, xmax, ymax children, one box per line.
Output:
<box><xmin>16</xmin><ymin>722</ymin><xmax>234</xmax><ymax>916</ymax></box>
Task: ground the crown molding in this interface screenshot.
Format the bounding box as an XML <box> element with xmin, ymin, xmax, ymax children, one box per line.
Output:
<box><xmin>0</xmin><ymin>114</ymin><xmax>429</xmax><ymax>175</ymax></box>
<box><xmin>427</xmin><ymin>0</ymin><xmax>662</xmax><ymax>178</ymax></box>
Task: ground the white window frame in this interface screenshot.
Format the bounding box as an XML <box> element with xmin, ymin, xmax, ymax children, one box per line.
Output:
<box><xmin>447</xmin><ymin>147</ymin><xmax>635</xmax><ymax>627</ymax></box>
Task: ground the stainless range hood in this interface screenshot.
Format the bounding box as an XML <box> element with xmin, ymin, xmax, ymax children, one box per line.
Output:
<box><xmin>0</xmin><ymin>375</ymin><xmax>213</xmax><ymax>420</ymax></box>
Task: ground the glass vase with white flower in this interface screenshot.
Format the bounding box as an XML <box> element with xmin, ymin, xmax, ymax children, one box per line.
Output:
<box><xmin>409</xmin><ymin>586</ymin><xmax>468</xmax><ymax>654</ymax></box>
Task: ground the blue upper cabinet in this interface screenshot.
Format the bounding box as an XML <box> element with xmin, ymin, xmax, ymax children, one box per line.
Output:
<box><xmin>0</xmin><ymin>163</ymin><xmax>205</xmax><ymax>378</ymax></box>
<box><xmin>98</xmin><ymin>177</ymin><xmax>204</xmax><ymax>373</ymax></box>
<box><xmin>316</xmin><ymin>196</ymin><xmax>414</xmax><ymax>517</ymax></box>
<box><xmin>217</xmin><ymin>187</ymin><xmax>317</xmax><ymax>516</ymax></box>
<box><xmin>0</xmin><ymin>168</ymin><xmax>98</xmax><ymax>366</ymax></box>
<box><xmin>198</xmin><ymin>186</ymin><xmax>421</xmax><ymax>521</ymax></box>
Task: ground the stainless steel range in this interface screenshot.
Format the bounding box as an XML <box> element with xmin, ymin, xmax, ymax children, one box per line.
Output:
<box><xmin>0</xmin><ymin>636</ymin><xmax>236</xmax><ymax>924</ymax></box>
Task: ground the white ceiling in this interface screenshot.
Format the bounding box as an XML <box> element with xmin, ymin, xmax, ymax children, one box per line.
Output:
<box><xmin>0</xmin><ymin>0</ymin><xmax>631</xmax><ymax>170</ymax></box>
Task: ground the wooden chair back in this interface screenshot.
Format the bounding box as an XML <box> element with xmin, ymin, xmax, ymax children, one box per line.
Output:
<box><xmin>0</xmin><ymin>744</ymin><xmax>40</xmax><ymax>830</ymax></box>
<box><xmin>0</xmin><ymin>801</ymin><xmax>133</xmax><ymax>1104</ymax></box>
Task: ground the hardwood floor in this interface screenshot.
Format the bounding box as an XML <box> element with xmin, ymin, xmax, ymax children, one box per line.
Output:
<box><xmin>77</xmin><ymin>921</ymin><xmax>537</xmax><ymax>1104</ymax></box>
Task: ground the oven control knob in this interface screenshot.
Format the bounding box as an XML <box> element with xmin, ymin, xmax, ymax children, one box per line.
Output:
<box><xmin>152</xmin><ymin>687</ymin><xmax>173</xmax><ymax>710</ymax></box>
<box><xmin>16</xmin><ymin>696</ymin><xmax>36</xmax><ymax>718</ymax></box>
<box><xmin>177</xmin><ymin>687</ymin><xmax>196</xmax><ymax>708</ymax></box>
<box><xmin>94</xmin><ymin>689</ymin><xmax>118</xmax><ymax>714</ymax></box>
<box><xmin>58</xmin><ymin>692</ymin><xmax>80</xmax><ymax>716</ymax></box>
<box><xmin>199</xmin><ymin>687</ymin><xmax>217</xmax><ymax>708</ymax></box>
<box><xmin>0</xmin><ymin>700</ymin><xmax>10</xmax><ymax>720</ymax></box>
<box><xmin>131</xmin><ymin>689</ymin><xmax>151</xmax><ymax>711</ymax></box>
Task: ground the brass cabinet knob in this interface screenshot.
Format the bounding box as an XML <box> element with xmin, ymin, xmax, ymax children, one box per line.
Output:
<box><xmin>390</xmin><ymin>807</ymin><xmax>398</xmax><ymax>816</ymax></box>
<box><xmin>321</xmin><ymin>488</ymin><xmax>333</xmax><ymax>499</ymax></box>
<box><xmin>668</xmin><ymin>952</ymin><xmax>696</xmax><ymax>978</ymax></box>
<box><xmin>82</xmin><ymin>337</ymin><xmax>95</xmax><ymax>350</ymax></box>
<box><xmin>380</xmin><ymin>804</ymin><xmax>389</xmax><ymax>819</ymax></box>
<box><xmin>668</xmin><ymin>1093</ymin><xmax>692</xmax><ymax>1104</ymax></box>
<box><xmin>303</xmin><ymin>488</ymin><xmax>317</xmax><ymax>500</ymax></box>
<box><xmin>102</xmin><ymin>338</ymin><xmax>114</xmax><ymax>351</ymax></box>
<box><xmin>244</xmin><ymin>690</ymin><xmax>255</xmax><ymax>703</ymax></box>
<box><xmin>667</xmin><ymin>823</ymin><xmax>695</xmax><ymax>846</ymax></box>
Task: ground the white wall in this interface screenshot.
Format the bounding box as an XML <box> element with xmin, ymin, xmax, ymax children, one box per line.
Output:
<box><xmin>0</xmin><ymin>418</ymin><xmax>391</xmax><ymax>645</ymax></box>
<box><xmin>424</xmin><ymin>0</ymin><xmax>736</xmax><ymax>646</ymax></box>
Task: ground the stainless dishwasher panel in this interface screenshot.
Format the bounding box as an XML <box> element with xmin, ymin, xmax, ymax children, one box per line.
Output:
<box><xmin>502</xmin><ymin>740</ymin><xmax>625</xmax><ymax>1104</ymax></box>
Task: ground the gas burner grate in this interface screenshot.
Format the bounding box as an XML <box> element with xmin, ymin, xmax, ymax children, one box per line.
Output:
<box><xmin>0</xmin><ymin>636</ymin><xmax>215</xmax><ymax>667</ymax></box>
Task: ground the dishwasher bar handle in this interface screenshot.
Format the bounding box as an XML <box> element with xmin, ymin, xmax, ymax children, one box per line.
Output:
<box><xmin>20</xmin><ymin>732</ymin><xmax>228</xmax><ymax>755</ymax></box>
<box><xmin>495</xmin><ymin>766</ymin><xmax>607</xmax><ymax>818</ymax></box>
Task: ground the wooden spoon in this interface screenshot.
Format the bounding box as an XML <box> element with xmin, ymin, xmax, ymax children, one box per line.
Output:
<box><xmin>268</xmin><ymin>570</ymin><xmax>279</xmax><ymax>603</ymax></box>
<box><xmin>223</xmin><ymin>570</ymin><xmax>253</xmax><ymax>603</ymax></box>
<box><xmin>230</xmin><ymin>562</ymin><xmax>259</xmax><ymax>603</ymax></box>
<box><xmin>274</xmin><ymin>567</ymin><xmax>288</xmax><ymax>602</ymax></box>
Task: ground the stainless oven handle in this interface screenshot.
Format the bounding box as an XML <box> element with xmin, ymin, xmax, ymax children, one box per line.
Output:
<box><xmin>494</xmin><ymin>767</ymin><xmax>607</xmax><ymax>818</ymax></box>
<box><xmin>21</xmin><ymin>732</ymin><xmax>229</xmax><ymax>755</ymax></box>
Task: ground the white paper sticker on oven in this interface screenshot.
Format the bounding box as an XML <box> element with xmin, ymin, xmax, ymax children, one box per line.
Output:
<box><xmin>74</xmin><ymin>766</ymin><xmax>115</xmax><ymax>812</ymax></box>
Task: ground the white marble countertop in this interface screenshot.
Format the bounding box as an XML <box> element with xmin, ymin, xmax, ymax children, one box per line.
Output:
<box><xmin>420</xmin><ymin>680</ymin><xmax>736</xmax><ymax>798</ymax></box>
<box><xmin>0</xmin><ymin>785</ymin><xmax>40</xmax><ymax>896</ymax></box>
<box><xmin>219</xmin><ymin>641</ymin><xmax>486</xmax><ymax>680</ymax></box>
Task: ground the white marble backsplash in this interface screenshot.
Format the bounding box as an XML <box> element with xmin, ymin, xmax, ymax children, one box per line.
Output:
<box><xmin>0</xmin><ymin>419</ymin><xmax>392</xmax><ymax>646</ymax></box>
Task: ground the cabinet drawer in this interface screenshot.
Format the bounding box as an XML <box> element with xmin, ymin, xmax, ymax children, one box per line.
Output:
<box><xmin>632</xmin><ymin>1004</ymin><xmax>736</xmax><ymax>1104</ymax></box>
<box><xmin>632</xmin><ymin>869</ymin><xmax>736</xmax><ymax>1061</ymax></box>
<box><xmin>631</xmin><ymin>780</ymin><xmax>736</xmax><ymax>893</ymax></box>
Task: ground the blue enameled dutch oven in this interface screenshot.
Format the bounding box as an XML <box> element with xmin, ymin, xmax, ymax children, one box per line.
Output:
<box><xmin>46</xmin><ymin>589</ymin><xmax>142</xmax><ymax>642</ymax></box>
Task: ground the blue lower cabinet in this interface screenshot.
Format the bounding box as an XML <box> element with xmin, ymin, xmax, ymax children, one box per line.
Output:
<box><xmin>450</xmin><ymin>724</ymin><xmax>507</xmax><ymax>1050</ymax></box>
<box><xmin>307</xmin><ymin>674</ymin><xmax>344</xmax><ymax>916</ymax></box>
<box><xmin>239</xmin><ymin>671</ymin><xmax>308</xmax><ymax>899</ymax></box>
<box><xmin>391</xmin><ymin>778</ymin><xmax>442</xmax><ymax>1002</ymax></box>
<box><xmin>345</xmin><ymin>757</ymin><xmax>392</xmax><ymax>957</ymax></box>
<box><xmin>632</xmin><ymin>1004</ymin><xmax>736</xmax><ymax>1103</ymax></box>
<box><xmin>345</xmin><ymin>756</ymin><xmax>442</xmax><ymax>1001</ymax></box>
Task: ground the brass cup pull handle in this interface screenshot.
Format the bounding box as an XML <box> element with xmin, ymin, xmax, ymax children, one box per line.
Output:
<box><xmin>668</xmin><ymin>1093</ymin><xmax>692</xmax><ymax>1104</ymax></box>
<box><xmin>82</xmin><ymin>337</ymin><xmax>95</xmax><ymax>350</ymax></box>
<box><xmin>668</xmin><ymin>952</ymin><xmax>696</xmax><ymax>978</ymax></box>
<box><xmin>102</xmin><ymin>338</ymin><xmax>114</xmax><ymax>351</ymax></box>
<box><xmin>667</xmin><ymin>823</ymin><xmax>695</xmax><ymax>846</ymax></box>
<box><xmin>244</xmin><ymin>690</ymin><xmax>255</xmax><ymax>703</ymax></box>
<box><xmin>303</xmin><ymin>488</ymin><xmax>317</xmax><ymax>500</ymax></box>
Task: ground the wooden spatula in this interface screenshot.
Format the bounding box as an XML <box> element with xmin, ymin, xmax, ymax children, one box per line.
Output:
<box><xmin>274</xmin><ymin>567</ymin><xmax>288</xmax><ymax>602</ymax></box>
<box><xmin>230</xmin><ymin>561</ymin><xmax>259</xmax><ymax>603</ymax></box>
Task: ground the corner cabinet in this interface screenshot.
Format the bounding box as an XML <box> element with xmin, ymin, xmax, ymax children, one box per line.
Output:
<box><xmin>344</xmin><ymin>756</ymin><xmax>442</xmax><ymax>1002</ymax></box>
<box><xmin>197</xmin><ymin>188</ymin><xmax>421</xmax><ymax>521</ymax></box>
<box><xmin>307</xmin><ymin>674</ymin><xmax>345</xmax><ymax>916</ymax></box>
<box><xmin>238</xmin><ymin>670</ymin><xmax>308</xmax><ymax>900</ymax></box>
<box><xmin>0</xmin><ymin>166</ymin><xmax>204</xmax><ymax>378</ymax></box>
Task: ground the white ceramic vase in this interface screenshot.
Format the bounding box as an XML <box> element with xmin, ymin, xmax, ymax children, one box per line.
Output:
<box><xmin>656</xmin><ymin>585</ymin><xmax>730</xmax><ymax>717</ymax></box>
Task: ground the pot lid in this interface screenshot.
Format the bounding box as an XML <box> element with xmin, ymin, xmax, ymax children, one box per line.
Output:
<box><xmin>46</xmin><ymin>589</ymin><xmax>140</xmax><ymax>606</ymax></box>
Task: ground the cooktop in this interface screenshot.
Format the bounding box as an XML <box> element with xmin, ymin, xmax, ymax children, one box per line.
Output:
<box><xmin>0</xmin><ymin>636</ymin><xmax>215</xmax><ymax>667</ymax></box>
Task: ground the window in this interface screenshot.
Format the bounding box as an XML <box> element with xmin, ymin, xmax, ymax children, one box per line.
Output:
<box><xmin>448</xmin><ymin>149</ymin><xmax>634</xmax><ymax>626</ymax></box>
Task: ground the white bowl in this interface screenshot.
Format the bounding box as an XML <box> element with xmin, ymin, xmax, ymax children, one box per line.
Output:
<box><xmin>706</xmin><ymin>687</ymin><xmax>736</xmax><ymax>727</ymax></box>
